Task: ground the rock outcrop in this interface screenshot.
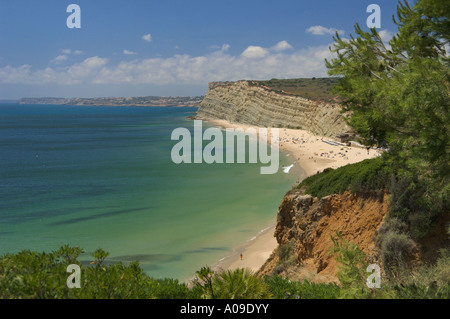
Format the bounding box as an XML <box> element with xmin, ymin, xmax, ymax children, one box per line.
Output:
<box><xmin>196</xmin><ymin>81</ymin><xmax>350</xmax><ymax>138</ymax></box>
<box><xmin>259</xmin><ymin>190</ymin><xmax>389</xmax><ymax>282</ymax></box>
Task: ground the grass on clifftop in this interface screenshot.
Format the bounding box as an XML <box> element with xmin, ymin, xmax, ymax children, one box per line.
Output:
<box><xmin>248</xmin><ymin>77</ymin><xmax>339</xmax><ymax>101</ymax></box>
<box><xmin>298</xmin><ymin>156</ymin><xmax>389</xmax><ymax>198</ymax></box>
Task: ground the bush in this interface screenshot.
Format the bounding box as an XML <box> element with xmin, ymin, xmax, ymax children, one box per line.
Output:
<box><xmin>387</xmin><ymin>164</ymin><xmax>448</xmax><ymax>239</ymax></box>
<box><xmin>380</xmin><ymin>231</ymin><xmax>417</xmax><ymax>278</ymax></box>
<box><xmin>391</xmin><ymin>250</ymin><xmax>450</xmax><ymax>299</ymax></box>
<box><xmin>148</xmin><ymin>278</ymin><xmax>197</xmax><ymax>299</ymax></box>
<box><xmin>273</xmin><ymin>240</ymin><xmax>297</xmax><ymax>275</ymax></box>
<box><xmin>264</xmin><ymin>275</ymin><xmax>299</xmax><ymax>299</ymax></box>
<box><xmin>264</xmin><ymin>275</ymin><xmax>341</xmax><ymax>299</ymax></box>
<box><xmin>1</xmin><ymin>245</ymin><xmax>448</xmax><ymax>299</ymax></box>
<box><xmin>211</xmin><ymin>268</ymin><xmax>272</xmax><ymax>299</ymax></box>
<box><xmin>0</xmin><ymin>246</ymin><xmax>197</xmax><ymax>299</ymax></box>
<box><xmin>0</xmin><ymin>250</ymin><xmax>69</xmax><ymax>299</ymax></box>
<box><xmin>298</xmin><ymin>157</ymin><xmax>389</xmax><ymax>198</ymax></box>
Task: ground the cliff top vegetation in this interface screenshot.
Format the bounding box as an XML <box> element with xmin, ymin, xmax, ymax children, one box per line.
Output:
<box><xmin>247</xmin><ymin>77</ymin><xmax>339</xmax><ymax>102</ymax></box>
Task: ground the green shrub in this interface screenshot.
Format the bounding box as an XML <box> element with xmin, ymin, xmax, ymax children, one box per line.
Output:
<box><xmin>211</xmin><ymin>268</ymin><xmax>272</xmax><ymax>299</ymax></box>
<box><xmin>264</xmin><ymin>275</ymin><xmax>299</xmax><ymax>299</ymax></box>
<box><xmin>0</xmin><ymin>250</ymin><xmax>69</xmax><ymax>299</ymax></box>
<box><xmin>387</xmin><ymin>249</ymin><xmax>450</xmax><ymax>299</ymax></box>
<box><xmin>148</xmin><ymin>278</ymin><xmax>197</xmax><ymax>299</ymax></box>
<box><xmin>298</xmin><ymin>157</ymin><xmax>389</xmax><ymax>198</ymax></box>
<box><xmin>379</xmin><ymin>231</ymin><xmax>417</xmax><ymax>279</ymax></box>
<box><xmin>273</xmin><ymin>241</ymin><xmax>297</xmax><ymax>275</ymax></box>
<box><xmin>1</xmin><ymin>245</ymin><xmax>448</xmax><ymax>299</ymax></box>
<box><xmin>295</xmin><ymin>280</ymin><xmax>341</xmax><ymax>299</ymax></box>
<box><xmin>264</xmin><ymin>275</ymin><xmax>341</xmax><ymax>299</ymax></box>
<box><xmin>0</xmin><ymin>246</ymin><xmax>196</xmax><ymax>299</ymax></box>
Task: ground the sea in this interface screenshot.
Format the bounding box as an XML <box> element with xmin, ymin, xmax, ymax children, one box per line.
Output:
<box><xmin>0</xmin><ymin>104</ymin><xmax>302</xmax><ymax>281</ymax></box>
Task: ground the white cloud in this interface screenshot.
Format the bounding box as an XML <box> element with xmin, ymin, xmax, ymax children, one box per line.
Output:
<box><xmin>306</xmin><ymin>25</ymin><xmax>344</xmax><ymax>36</ymax></box>
<box><xmin>0</xmin><ymin>64</ymin><xmax>33</xmax><ymax>84</ymax></box>
<box><xmin>123</xmin><ymin>49</ymin><xmax>138</xmax><ymax>55</ymax></box>
<box><xmin>209</xmin><ymin>44</ymin><xmax>231</xmax><ymax>52</ymax></box>
<box><xmin>375</xmin><ymin>30</ymin><xmax>395</xmax><ymax>51</ymax></box>
<box><xmin>80</xmin><ymin>56</ymin><xmax>108</xmax><ymax>69</ymax></box>
<box><xmin>241</xmin><ymin>46</ymin><xmax>269</xmax><ymax>58</ymax></box>
<box><xmin>61</xmin><ymin>49</ymin><xmax>83</xmax><ymax>55</ymax></box>
<box><xmin>0</xmin><ymin>42</ymin><xmax>336</xmax><ymax>87</ymax></box>
<box><xmin>378</xmin><ymin>30</ymin><xmax>394</xmax><ymax>43</ymax></box>
<box><xmin>272</xmin><ymin>40</ymin><xmax>293</xmax><ymax>52</ymax></box>
<box><xmin>142</xmin><ymin>34</ymin><xmax>152</xmax><ymax>42</ymax></box>
<box><xmin>51</xmin><ymin>55</ymin><xmax>68</xmax><ymax>64</ymax></box>
<box><xmin>60</xmin><ymin>57</ymin><xmax>109</xmax><ymax>84</ymax></box>
<box><xmin>221</xmin><ymin>44</ymin><xmax>230</xmax><ymax>52</ymax></box>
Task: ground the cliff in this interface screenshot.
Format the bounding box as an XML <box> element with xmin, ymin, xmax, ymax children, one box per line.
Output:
<box><xmin>259</xmin><ymin>190</ymin><xmax>389</xmax><ymax>282</ymax></box>
<box><xmin>197</xmin><ymin>79</ymin><xmax>448</xmax><ymax>287</ymax></box>
<box><xmin>196</xmin><ymin>81</ymin><xmax>350</xmax><ymax>138</ymax></box>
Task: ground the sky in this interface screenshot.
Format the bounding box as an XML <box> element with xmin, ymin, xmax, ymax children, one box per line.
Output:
<box><xmin>0</xmin><ymin>0</ymin><xmax>402</xmax><ymax>99</ymax></box>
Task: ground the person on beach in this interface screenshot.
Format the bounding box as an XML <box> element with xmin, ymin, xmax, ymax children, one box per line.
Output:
<box><xmin>240</xmin><ymin>253</ymin><xmax>243</xmax><ymax>260</ymax></box>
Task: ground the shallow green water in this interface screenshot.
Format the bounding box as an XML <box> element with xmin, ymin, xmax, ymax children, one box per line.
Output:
<box><xmin>0</xmin><ymin>104</ymin><xmax>301</xmax><ymax>280</ymax></box>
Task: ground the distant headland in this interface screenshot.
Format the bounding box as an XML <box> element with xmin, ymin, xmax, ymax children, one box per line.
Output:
<box><xmin>18</xmin><ymin>96</ymin><xmax>203</xmax><ymax>107</ymax></box>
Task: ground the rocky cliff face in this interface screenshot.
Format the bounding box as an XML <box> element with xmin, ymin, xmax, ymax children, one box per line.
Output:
<box><xmin>196</xmin><ymin>81</ymin><xmax>350</xmax><ymax>138</ymax></box>
<box><xmin>259</xmin><ymin>190</ymin><xmax>389</xmax><ymax>282</ymax></box>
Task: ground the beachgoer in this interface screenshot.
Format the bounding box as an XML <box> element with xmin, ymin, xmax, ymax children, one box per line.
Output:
<box><xmin>240</xmin><ymin>253</ymin><xmax>243</xmax><ymax>260</ymax></box>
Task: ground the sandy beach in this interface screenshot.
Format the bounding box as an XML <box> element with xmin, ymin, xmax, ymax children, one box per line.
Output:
<box><xmin>212</xmin><ymin>224</ymin><xmax>278</xmax><ymax>273</ymax></box>
<box><xmin>206</xmin><ymin>119</ymin><xmax>382</xmax><ymax>274</ymax></box>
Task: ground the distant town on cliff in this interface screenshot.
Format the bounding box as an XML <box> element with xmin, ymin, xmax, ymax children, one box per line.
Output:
<box><xmin>17</xmin><ymin>95</ymin><xmax>203</xmax><ymax>107</ymax></box>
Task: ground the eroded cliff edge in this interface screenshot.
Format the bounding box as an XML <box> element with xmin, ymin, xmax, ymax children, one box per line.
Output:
<box><xmin>196</xmin><ymin>81</ymin><xmax>350</xmax><ymax>138</ymax></box>
<box><xmin>259</xmin><ymin>190</ymin><xmax>389</xmax><ymax>282</ymax></box>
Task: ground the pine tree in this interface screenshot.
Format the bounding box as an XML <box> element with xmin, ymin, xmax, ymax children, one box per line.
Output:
<box><xmin>325</xmin><ymin>0</ymin><xmax>449</xmax><ymax>179</ymax></box>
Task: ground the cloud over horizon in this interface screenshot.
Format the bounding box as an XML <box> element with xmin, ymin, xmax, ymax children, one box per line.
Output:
<box><xmin>272</xmin><ymin>41</ymin><xmax>293</xmax><ymax>52</ymax></box>
<box><xmin>0</xmin><ymin>42</ymin><xmax>336</xmax><ymax>92</ymax></box>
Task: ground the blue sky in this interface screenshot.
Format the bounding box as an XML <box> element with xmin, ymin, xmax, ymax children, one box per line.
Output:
<box><xmin>0</xmin><ymin>0</ymin><xmax>402</xmax><ymax>99</ymax></box>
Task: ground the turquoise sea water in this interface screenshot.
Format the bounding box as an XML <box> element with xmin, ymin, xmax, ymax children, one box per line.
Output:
<box><xmin>0</xmin><ymin>104</ymin><xmax>301</xmax><ymax>280</ymax></box>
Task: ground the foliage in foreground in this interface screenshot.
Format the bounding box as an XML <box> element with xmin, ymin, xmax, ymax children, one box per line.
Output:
<box><xmin>0</xmin><ymin>242</ymin><xmax>449</xmax><ymax>299</ymax></box>
<box><xmin>0</xmin><ymin>245</ymin><xmax>200</xmax><ymax>299</ymax></box>
<box><xmin>264</xmin><ymin>276</ymin><xmax>341</xmax><ymax>299</ymax></box>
